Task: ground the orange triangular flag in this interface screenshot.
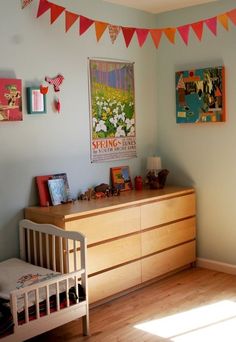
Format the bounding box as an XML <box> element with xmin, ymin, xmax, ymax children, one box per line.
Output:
<box><xmin>191</xmin><ymin>21</ymin><xmax>204</xmax><ymax>41</ymax></box>
<box><xmin>164</xmin><ymin>27</ymin><xmax>176</xmax><ymax>44</ymax></box>
<box><xmin>227</xmin><ymin>9</ymin><xmax>236</xmax><ymax>25</ymax></box>
<box><xmin>95</xmin><ymin>21</ymin><xmax>108</xmax><ymax>41</ymax></box>
<box><xmin>218</xmin><ymin>13</ymin><xmax>229</xmax><ymax>30</ymax></box>
<box><xmin>149</xmin><ymin>29</ymin><xmax>162</xmax><ymax>48</ymax></box>
<box><xmin>50</xmin><ymin>3</ymin><xmax>65</xmax><ymax>24</ymax></box>
<box><xmin>65</xmin><ymin>11</ymin><xmax>79</xmax><ymax>32</ymax></box>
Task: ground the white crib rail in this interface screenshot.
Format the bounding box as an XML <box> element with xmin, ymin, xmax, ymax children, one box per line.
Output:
<box><xmin>0</xmin><ymin>219</ymin><xmax>89</xmax><ymax>341</ymax></box>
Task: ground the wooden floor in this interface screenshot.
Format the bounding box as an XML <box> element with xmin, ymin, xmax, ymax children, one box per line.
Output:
<box><xmin>28</xmin><ymin>267</ymin><xmax>236</xmax><ymax>341</ymax></box>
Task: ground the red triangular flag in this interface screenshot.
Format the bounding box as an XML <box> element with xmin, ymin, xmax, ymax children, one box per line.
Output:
<box><xmin>37</xmin><ymin>0</ymin><xmax>51</xmax><ymax>18</ymax></box>
<box><xmin>205</xmin><ymin>16</ymin><xmax>217</xmax><ymax>36</ymax></box>
<box><xmin>191</xmin><ymin>21</ymin><xmax>204</xmax><ymax>41</ymax></box>
<box><xmin>227</xmin><ymin>9</ymin><xmax>236</xmax><ymax>25</ymax></box>
<box><xmin>177</xmin><ymin>24</ymin><xmax>190</xmax><ymax>45</ymax></box>
<box><xmin>50</xmin><ymin>3</ymin><xmax>65</xmax><ymax>24</ymax></box>
<box><xmin>122</xmin><ymin>27</ymin><xmax>135</xmax><ymax>47</ymax></box>
<box><xmin>80</xmin><ymin>16</ymin><xmax>94</xmax><ymax>35</ymax></box>
<box><xmin>65</xmin><ymin>11</ymin><xmax>79</xmax><ymax>32</ymax></box>
<box><xmin>150</xmin><ymin>29</ymin><xmax>162</xmax><ymax>48</ymax></box>
<box><xmin>136</xmin><ymin>28</ymin><xmax>149</xmax><ymax>47</ymax></box>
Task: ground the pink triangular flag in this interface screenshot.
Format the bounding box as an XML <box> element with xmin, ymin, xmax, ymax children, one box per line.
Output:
<box><xmin>21</xmin><ymin>0</ymin><xmax>33</xmax><ymax>9</ymax></box>
<box><xmin>227</xmin><ymin>9</ymin><xmax>236</xmax><ymax>25</ymax></box>
<box><xmin>136</xmin><ymin>28</ymin><xmax>149</xmax><ymax>47</ymax></box>
<box><xmin>205</xmin><ymin>16</ymin><xmax>217</xmax><ymax>36</ymax></box>
<box><xmin>37</xmin><ymin>0</ymin><xmax>51</xmax><ymax>18</ymax></box>
<box><xmin>191</xmin><ymin>21</ymin><xmax>204</xmax><ymax>41</ymax></box>
<box><xmin>79</xmin><ymin>15</ymin><xmax>94</xmax><ymax>35</ymax></box>
<box><xmin>177</xmin><ymin>24</ymin><xmax>190</xmax><ymax>45</ymax></box>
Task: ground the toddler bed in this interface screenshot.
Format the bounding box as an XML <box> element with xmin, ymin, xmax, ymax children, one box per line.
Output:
<box><xmin>0</xmin><ymin>219</ymin><xmax>89</xmax><ymax>341</ymax></box>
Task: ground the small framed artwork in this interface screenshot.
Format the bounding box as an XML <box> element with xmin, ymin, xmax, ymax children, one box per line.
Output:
<box><xmin>27</xmin><ymin>87</ymin><xmax>46</xmax><ymax>114</ymax></box>
<box><xmin>0</xmin><ymin>78</ymin><xmax>22</xmax><ymax>121</ymax></box>
<box><xmin>175</xmin><ymin>66</ymin><xmax>225</xmax><ymax>123</ymax></box>
<box><xmin>111</xmin><ymin>166</ymin><xmax>132</xmax><ymax>191</ymax></box>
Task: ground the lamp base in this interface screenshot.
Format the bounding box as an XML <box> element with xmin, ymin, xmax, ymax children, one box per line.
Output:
<box><xmin>147</xmin><ymin>169</ymin><xmax>169</xmax><ymax>189</ymax></box>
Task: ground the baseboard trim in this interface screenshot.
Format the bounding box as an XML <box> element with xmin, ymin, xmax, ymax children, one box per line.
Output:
<box><xmin>197</xmin><ymin>258</ymin><xmax>236</xmax><ymax>275</ymax></box>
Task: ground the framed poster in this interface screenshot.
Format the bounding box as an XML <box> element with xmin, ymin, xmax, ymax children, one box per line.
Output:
<box><xmin>89</xmin><ymin>59</ymin><xmax>136</xmax><ymax>162</ymax></box>
<box><xmin>111</xmin><ymin>166</ymin><xmax>132</xmax><ymax>191</ymax></box>
<box><xmin>175</xmin><ymin>66</ymin><xmax>225</xmax><ymax>123</ymax></box>
<box><xmin>0</xmin><ymin>79</ymin><xmax>22</xmax><ymax>121</ymax></box>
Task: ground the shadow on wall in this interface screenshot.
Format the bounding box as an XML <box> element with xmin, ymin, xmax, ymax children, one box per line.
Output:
<box><xmin>0</xmin><ymin>210</ymin><xmax>24</xmax><ymax>262</ymax></box>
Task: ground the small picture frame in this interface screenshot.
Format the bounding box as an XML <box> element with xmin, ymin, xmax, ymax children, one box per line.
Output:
<box><xmin>27</xmin><ymin>87</ymin><xmax>46</xmax><ymax>114</ymax></box>
<box><xmin>111</xmin><ymin>166</ymin><xmax>132</xmax><ymax>191</ymax></box>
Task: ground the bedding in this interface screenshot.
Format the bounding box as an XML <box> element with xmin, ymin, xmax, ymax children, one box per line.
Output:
<box><xmin>0</xmin><ymin>258</ymin><xmax>76</xmax><ymax>312</ymax></box>
<box><xmin>0</xmin><ymin>258</ymin><xmax>85</xmax><ymax>338</ymax></box>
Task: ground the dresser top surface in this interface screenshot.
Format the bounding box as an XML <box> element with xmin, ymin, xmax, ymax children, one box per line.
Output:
<box><xmin>25</xmin><ymin>186</ymin><xmax>195</xmax><ymax>221</ymax></box>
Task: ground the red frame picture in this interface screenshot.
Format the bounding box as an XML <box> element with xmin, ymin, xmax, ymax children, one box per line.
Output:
<box><xmin>0</xmin><ymin>79</ymin><xmax>22</xmax><ymax>121</ymax></box>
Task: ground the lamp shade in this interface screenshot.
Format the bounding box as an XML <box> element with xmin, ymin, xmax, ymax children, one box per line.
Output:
<box><xmin>147</xmin><ymin>156</ymin><xmax>162</xmax><ymax>171</ymax></box>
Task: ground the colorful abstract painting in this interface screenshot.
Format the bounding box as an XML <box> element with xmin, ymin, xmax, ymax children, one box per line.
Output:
<box><xmin>89</xmin><ymin>59</ymin><xmax>136</xmax><ymax>162</ymax></box>
<box><xmin>0</xmin><ymin>79</ymin><xmax>22</xmax><ymax>121</ymax></box>
<box><xmin>176</xmin><ymin>66</ymin><xmax>225</xmax><ymax>123</ymax></box>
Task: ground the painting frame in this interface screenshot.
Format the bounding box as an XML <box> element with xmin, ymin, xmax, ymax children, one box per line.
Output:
<box><xmin>27</xmin><ymin>87</ymin><xmax>46</xmax><ymax>114</ymax></box>
<box><xmin>110</xmin><ymin>166</ymin><xmax>132</xmax><ymax>191</ymax></box>
<box><xmin>88</xmin><ymin>58</ymin><xmax>136</xmax><ymax>163</ymax></box>
<box><xmin>0</xmin><ymin>78</ymin><xmax>22</xmax><ymax>121</ymax></box>
<box><xmin>175</xmin><ymin>66</ymin><xmax>225</xmax><ymax>123</ymax></box>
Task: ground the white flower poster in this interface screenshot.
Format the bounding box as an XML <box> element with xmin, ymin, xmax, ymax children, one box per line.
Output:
<box><xmin>89</xmin><ymin>59</ymin><xmax>136</xmax><ymax>163</ymax></box>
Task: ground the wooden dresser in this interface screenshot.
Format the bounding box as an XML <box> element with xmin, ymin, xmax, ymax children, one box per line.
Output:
<box><xmin>25</xmin><ymin>186</ymin><xmax>196</xmax><ymax>305</ymax></box>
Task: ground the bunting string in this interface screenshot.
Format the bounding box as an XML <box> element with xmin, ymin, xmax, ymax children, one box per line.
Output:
<box><xmin>23</xmin><ymin>0</ymin><xmax>236</xmax><ymax>48</ymax></box>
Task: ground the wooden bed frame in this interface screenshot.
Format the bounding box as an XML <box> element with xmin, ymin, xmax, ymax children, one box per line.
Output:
<box><xmin>1</xmin><ymin>219</ymin><xmax>89</xmax><ymax>342</ymax></box>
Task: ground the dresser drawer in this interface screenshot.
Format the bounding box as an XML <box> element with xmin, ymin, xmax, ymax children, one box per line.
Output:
<box><xmin>141</xmin><ymin>193</ymin><xmax>195</xmax><ymax>229</ymax></box>
<box><xmin>88</xmin><ymin>261</ymin><xmax>141</xmax><ymax>303</ymax></box>
<box><xmin>141</xmin><ymin>217</ymin><xmax>196</xmax><ymax>256</ymax></box>
<box><xmin>141</xmin><ymin>241</ymin><xmax>196</xmax><ymax>282</ymax></box>
<box><xmin>66</xmin><ymin>206</ymin><xmax>140</xmax><ymax>244</ymax></box>
<box><xmin>87</xmin><ymin>234</ymin><xmax>141</xmax><ymax>274</ymax></box>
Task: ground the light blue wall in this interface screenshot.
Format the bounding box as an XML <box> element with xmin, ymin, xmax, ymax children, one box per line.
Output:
<box><xmin>156</xmin><ymin>0</ymin><xmax>236</xmax><ymax>264</ymax></box>
<box><xmin>1</xmin><ymin>0</ymin><xmax>236</xmax><ymax>265</ymax></box>
<box><xmin>0</xmin><ymin>0</ymin><xmax>158</xmax><ymax>261</ymax></box>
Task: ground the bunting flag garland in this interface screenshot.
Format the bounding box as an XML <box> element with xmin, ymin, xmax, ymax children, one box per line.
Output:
<box><xmin>136</xmin><ymin>28</ymin><xmax>149</xmax><ymax>47</ymax></box>
<box><xmin>65</xmin><ymin>11</ymin><xmax>79</xmax><ymax>32</ymax></box>
<box><xmin>79</xmin><ymin>15</ymin><xmax>94</xmax><ymax>35</ymax></box>
<box><xmin>150</xmin><ymin>29</ymin><xmax>162</xmax><ymax>48</ymax></box>
<box><xmin>108</xmin><ymin>25</ymin><xmax>121</xmax><ymax>44</ymax></box>
<box><xmin>177</xmin><ymin>24</ymin><xmax>190</xmax><ymax>45</ymax></box>
<box><xmin>205</xmin><ymin>16</ymin><xmax>217</xmax><ymax>36</ymax></box>
<box><xmin>95</xmin><ymin>21</ymin><xmax>108</xmax><ymax>42</ymax></box>
<box><xmin>36</xmin><ymin>0</ymin><xmax>51</xmax><ymax>18</ymax></box>
<box><xmin>164</xmin><ymin>28</ymin><xmax>176</xmax><ymax>44</ymax></box>
<box><xmin>50</xmin><ymin>3</ymin><xmax>65</xmax><ymax>24</ymax></box>
<box><xmin>191</xmin><ymin>21</ymin><xmax>204</xmax><ymax>41</ymax></box>
<box><xmin>218</xmin><ymin>13</ymin><xmax>229</xmax><ymax>31</ymax></box>
<box><xmin>30</xmin><ymin>0</ymin><xmax>236</xmax><ymax>48</ymax></box>
<box><xmin>21</xmin><ymin>0</ymin><xmax>33</xmax><ymax>9</ymax></box>
<box><xmin>227</xmin><ymin>9</ymin><xmax>236</xmax><ymax>25</ymax></box>
<box><xmin>122</xmin><ymin>27</ymin><xmax>136</xmax><ymax>47</ymax></box>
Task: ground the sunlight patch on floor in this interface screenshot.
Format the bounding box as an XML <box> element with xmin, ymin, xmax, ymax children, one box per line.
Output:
<box><xmin>134</xmin><ymin>300</ymin><xmax>236</xmax><ymax>341</ymax></box>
